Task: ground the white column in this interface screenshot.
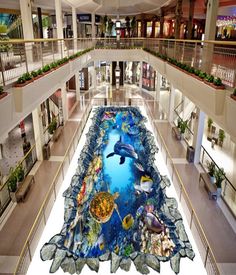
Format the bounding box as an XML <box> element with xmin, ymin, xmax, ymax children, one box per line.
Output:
<box><xmin>203</xmin><ymin>0</ymin><xmax>219</xmax><ymax>72</ymax></box>
<box><xmin>168</xmin><ymin>84</ymin><xmax>176</xmax><ymax>122</ymax></box>
<box><xmin>192</xmin><ymin>108</ymin><xmax>205</xmax><ymax>164</ymax></box>
<box><xmin>61</xmin><ymin>83</ymin><xmax>68</xmax><ymax>122</ymax></box>
<box><xmin>19</xmin><ymin>0</ymin><xmax>34</xmax><ymax>39</ymax></box>
<box><xmin>232</xmin><ymin>143</ymin><xmax>236</xmax><ymax>190</ymax></box>
<box><xmin>75</xmin><ymin>72</ymin><xmax>80</xmax><ymax>101</ymax></box>
<box><xmin>139</xmin><ymin>62</ymin><xmax>143</xmax><ymax>89</ymax></box>
<box><xmin>55</xmin><ymin>0</ymin><xmax>64</xmax><ymax>39</ymax></box>
<box><xmin>32</xmin><ymin>107</ymin><xmax>44</xmax><ymax>161</ymax></box>
<box><xmin>156</xmin><ymin>71</ymin><xmax>161</xmax><ymax>102</ymax></box>
<box><xmin>91</xmin><ymin>13</ymin><xmax>96</xmax><ymax>38</ymax></box>
<box><xmin>19</xmin><ymin>0</ymin><xmax>34</xmax><ymax>62</ymax></box>
<box><xmin>72</xmin><ymin>6</ymin><xmax>77</xmax><ymax>51</ymax></box>
<box><xmin>92</xmin><ymin>63</ymin><xmax>97</xmax><ymax>90</ymax></box>
<box><xmin>204</xmin><ymin>0</ymin><xmax>219</xmax><ymax>40</ymax></box>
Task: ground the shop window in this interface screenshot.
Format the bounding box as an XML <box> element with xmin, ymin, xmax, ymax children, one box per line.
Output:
<box><xmin>146</xmin><ymin>21</ymin><xmax>152</xmax><ymax>37</ymax></box>
<box><xmin>137</xmin><ymin>21</ymin><xmax>141</xmax><ymax>37</ymax></box>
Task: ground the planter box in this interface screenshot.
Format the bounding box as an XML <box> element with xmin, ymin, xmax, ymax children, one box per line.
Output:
<box><xmin>166</xmin><ymin>63</ymin><xmax>184</xmax><ymax>91</ymax></box>
<box><xmin>0</xmin><ymin>93</ymin><xmax>13</xmax><ymax>137</ymax></box>
<box><xmin>149</xmin><ymin>54</ymin><xmax>166</xmax><ymax>76</ymax></box>
<box><xmin>13</xmin><ymin>63</ymin><xmax>70</xmax><ymax>113</ymax></box>
<box><xmin>226</xmin><ymin>96</ymin><xmax>236</xmax><ymax>138</ymax></box>
<box><xmin>0</xmin><ymin>92</ymin><xmax>8</xmax><ymax>100</ymax></box>
<box><xmin>173</xmin><ymin>66</ymin><xmax>226</xmax><ymax>116</ymax></box>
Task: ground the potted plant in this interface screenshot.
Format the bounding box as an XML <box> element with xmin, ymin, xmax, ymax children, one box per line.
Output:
<box><xmin>213</xmin><ymin>77</ymin><xmax>224</xmax><ymax>89</ymax></box>
<box><xmin>218</xmin><ymin>129</ymin><xmax>225</xmax><ymax>147</ymax></box>
<box><xmin>207</xmin><ymin>117</ymin><xmax>213</xmax><ymax>132</ymax></box>
<box><xmin>42</xmin><ymin>64</ymin><xmax>51</xmax><ymax>74</ymax></box>
<box><xmin>230</xmin><ymin>88</ymin><xmax>236</xmax><ymax>101</ymax></box>
<box><xmin>179</xmin><ymin>119</ymin><xmax>188</xmax><ymax>137</ymax></box>
<box><xmin>15</xmin><ymin>164</ymin><xmax>25</xmax><ymax>183</ymax></box>
<box><xmin>206</xmin><ymin>161</ymin><xmax>216</xmax><ymax>183</ymax></box>
<box><xmin>15</xmin><ymin>72</ymin><xmax>33</xmax><ymax>87</ymax></box>
<box><xmin>48</xmin><ymin>118</ymin><xmax>57</xmax><ymax>136</ymax></box>
<box><xmin>8</xmin><ymin>168</ymin><xmax>18</xmax><ymax>202</ymax></box>
<box><xmin>0</xmin><ymin>85</ymin><xmax>7</xmax><ymax>100</ymax></box>
<box><xmin>214</xmin><ymin>167</ymin><xmax>225</xmax><ymax>195</ymax></box>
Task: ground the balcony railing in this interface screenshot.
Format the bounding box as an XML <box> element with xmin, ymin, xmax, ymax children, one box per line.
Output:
<box><xmin>0</xmin><ymin>38</ymin><xmax>235</xmax><ymax>87</ymax></box>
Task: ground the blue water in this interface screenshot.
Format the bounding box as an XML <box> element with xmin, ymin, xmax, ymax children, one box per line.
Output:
<box><xmin>103</xmin><ymin>130</ymin><xmax>134</xmax><ymax>193</ymax></box>
<box><xmin>62</xmin><ymin>109</ymin><xmax>181</xmax><ymax>259</ymax></box>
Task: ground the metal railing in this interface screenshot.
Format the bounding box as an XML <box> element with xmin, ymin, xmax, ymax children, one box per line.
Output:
<box><xmin>200</xmin><ymin>145</ymin><xmax>236</xmax><ymax>217</ymax></box>
<box><xmin>14</xmin><ymin>99</ymin><xmax>92</xmax><ymax>274</ymax></box>
<box><xmin>144</xmin><ymin>100</ymin><xmax>220</xmax><ymax>275</ymax></box>
<box><xmin>13</xmin><ymin>94</ymin><xmax>221</xmax><ymax>275</ymax></box>
<box><xmin>0</xmin><ymin>144</ymin><xmax>37</xmax><ymax>217</ymax></box>
<box><xmin>0</xmin><ymin>38</ymin><xmax>235</xmax><ymax>87</ymax></box>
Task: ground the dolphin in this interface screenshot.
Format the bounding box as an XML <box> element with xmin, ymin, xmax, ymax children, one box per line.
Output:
<box><xmin>106</xmin><ymin>136</ymin><xmax>138</xmax><ymax>164</ymax></box>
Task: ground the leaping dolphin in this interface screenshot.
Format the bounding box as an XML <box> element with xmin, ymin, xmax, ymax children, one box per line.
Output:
<box><xmin>106</xmin><ymin>136</ymin><xmax>138</xmax><ymax>164</ymax></box>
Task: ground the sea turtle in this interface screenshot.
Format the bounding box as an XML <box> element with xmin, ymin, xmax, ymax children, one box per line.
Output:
<box><xmin>106</xmin><ymin>136</ymin><xmax>138</xmax><ymax>164</ymax></box>
<box><xmin>89</xmin><ymin>191</ymin><xmax>121</xmax><ymax>223</ymax></box>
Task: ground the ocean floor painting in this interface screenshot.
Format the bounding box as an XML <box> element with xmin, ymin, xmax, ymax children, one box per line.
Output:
<box><xmin>40</xmin><ymin>107</ymin><xmax>195</xmax><ymax>274</ymax></box>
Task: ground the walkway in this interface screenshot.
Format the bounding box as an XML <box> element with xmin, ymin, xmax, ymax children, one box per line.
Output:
<box><xmin>0</xmin><ymin>100</ymin><xmax>86</xmax><ymax>275</ymax></box>
<box><xmin>0</xmin><ymin>86</ymin><xmax>235</xmax><ymax>275</ymax></box>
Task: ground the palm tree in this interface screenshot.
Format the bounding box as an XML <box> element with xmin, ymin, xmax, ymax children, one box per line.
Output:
<box><xmin>125</xmin><ymin>16</ymin><xmax>131</xmax><ymax>37</ymax></box>
<box><xmin>130</xmin><ymin>17</ymin><xmax>136</xmax><ymax>37</ymax></box>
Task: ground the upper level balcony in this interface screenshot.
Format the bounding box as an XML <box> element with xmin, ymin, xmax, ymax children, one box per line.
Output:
<box><xmin>0</xmin><ymin>38</ymin><xmax>235</xmax><ymax>88</ymax></box>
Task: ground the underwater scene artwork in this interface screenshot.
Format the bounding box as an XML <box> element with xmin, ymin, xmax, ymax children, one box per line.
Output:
<box><xmin>40</xmin><ymin>107</ymin><xmax>195</xmax><ymax>274</ymax></box>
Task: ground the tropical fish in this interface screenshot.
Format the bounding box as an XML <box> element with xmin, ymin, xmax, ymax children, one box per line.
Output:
<box><xmin>134</xmin><ymin>175</ymin><xmax>153</xmax><ymax>193</ymax></box>
<box><xmin>106</xmin><ymin>136</ymin><xmax>138</xmax><ymax>164</ymax></box>
<box><xmin>122</xmin><ymin>214</ymin><xmax>134</xmax><ymax>230</ymax></box>
<box><xmin>102</xmin><ymin>111</ymin><xmax>116</xmax><ymax>121</ymax></box>
<box><xmin>134</xmin><ymin>161</ymin><xmax>145</xmax><ymax>172</ymax></box>
<box><xmin>96</xmin><ymin>234</ymin><xmax>105</xmax><ymax>250</ymax></box>
<box><xmin>136</xmin><ymin>205</ymin><xmax>144</xmax><ymax>218</ymax></box>
<box><xmin>145</xmin><ymin>204</ymin><xmax>154</xmax><ymax>213</ymax></box>
<box><xmin>144</xmin><ymin>212</ymin><xmax>165</xmax><ymax>234</ymax></box>
<box><xmin>114</xmin><ymin>244</ymin><xmax>119</xmax><ymax>254</ymax></box>
<box><xmin>77</xmin><ymin>181</ymin><xmax>86</xmax><ymax>205</ymax></box>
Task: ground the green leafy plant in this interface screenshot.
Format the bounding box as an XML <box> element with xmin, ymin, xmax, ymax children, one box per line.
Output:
<box><xmin>16</xmin><ymin>76</ymin><xmax>26</xmax><ymax>84</ymax></box>
<box><xmin>24</xmin><ymin>72</ymin><xmax>33</xmax><ymax>81</ymax></box>
<box><xmin>199</xmin><ymin>71</ymin><xmax>207</xmax><ymax>79</ymax></box>
<box><xmin>42</xmin><ymin>64</ymin><xmax>51</xmax><ymax>73</ymax></box>
<box><xmin>214</xmin><ymin>168</ymin><xmax>225</xmax><ymax>189</ymax></box>
<box><xmin>213</xmin><ymin>77</ymin><xmax>223</xmax><ymax>86</ymax></box>
<box><xmin>48</xmin><ymin>119</ymin><xmax>57</xmax><ymax>135</ymax></box>
<box><xmin>207</xmin><ymin>117</ymin><xmax>213</xmax><ymax>131</ymax></box>
<box><xmin>179</xmin><ymin>120</ymin><xmax>188</xmax><ymax>134</ymax></box>
<box><xmin>233</xmin><ymin>88</ymin><xmax>236</xmax><ymax>96</ymax></box>
<box><xmin>15</xmin><ymin>164</ymin><xmax>25</xmax><ymax>182</ymax></box>
<box><xmin>0</xmin><ymin>86</ymin><xmax>3</xmax><ymax>94</ymax></box>
<box><xmin>8</xmin><ymin>168</ymin><xmax>17</xmax><ymax>193</ymax></box>
<box><xmin>50</xmin><ymin>62</ymin><xmax>57</xmax><ymax>69</ymax></box>
<box><xmin>31</xmin><ymin>71</ymin><xmax>38</xmax><ymax>78</ymax></box>
<box><xmin>206</xmin><ymin>161</ymin><xmax>216</xmax><ymax>177</ymax></box>
<box><xmin>218</xmin><ymin>129</ymin><xmax>225</xmax><ymax>147</ymax></box>
<box><xmin>194</xmin><ymin>69</ymin><xmax>201</xmax><ymax>76</ymax></box>
<box><xmin>206</xmin><ymin>74</ymin><xmax>214</xmax><ymax>83</ymax></box>
<box><xmin>37</xmin><ymin>68</ymin><xmax>43</xmax><ymax>75</ymax></box>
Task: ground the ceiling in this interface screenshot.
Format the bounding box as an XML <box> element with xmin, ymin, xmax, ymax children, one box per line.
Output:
<box><xmin>0</xmin><ymin>0</ymin><xmax>235</xmax><ymax>18</ymax></box>
<box><xmin>63</xmin><ymin>0</ymin><xmax>171</xmax><ymax>15</ymax></box>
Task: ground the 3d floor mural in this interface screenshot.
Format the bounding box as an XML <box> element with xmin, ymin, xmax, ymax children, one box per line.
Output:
<box><xmin>40</xmin><ymin>107</ymin><xmax>195</xmax><ymax>274</ymax></box>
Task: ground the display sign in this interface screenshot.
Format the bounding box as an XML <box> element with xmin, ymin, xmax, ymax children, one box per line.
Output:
<box><xmin>77</xmin><ymin>14</ymin><xmax>101</xmax><ymax>23</ymax></box>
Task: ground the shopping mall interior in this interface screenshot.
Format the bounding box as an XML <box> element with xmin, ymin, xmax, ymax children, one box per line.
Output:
<box><xmin>0</xmin><ymin>0</ymin><xmax>236</xmax><ymax>275</ymax></box>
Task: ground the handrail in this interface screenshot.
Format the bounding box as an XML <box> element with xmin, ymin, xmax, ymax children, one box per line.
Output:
<box><xmin>144</xmin><ymin>100</ymin><xmax>220</xmax><ymax>274</ymax></box>
<box><xmin>14</xmin><ymin>100</ymin><xmax>92</xmax><ymax>274</ymax></box>
<box><xmin>201</xmin><ymin>145</ymin><xmax>236</xmax><ymax>192</ymax></box>
<box><xmin>0</xmin><ymin>37</ymin><xmax>235</xmax><ymax>46</ymax></box>
<box><xmin>11</xmin><ymin>96</ymin><xmax>221</xmax><ymax>275</ymax></box>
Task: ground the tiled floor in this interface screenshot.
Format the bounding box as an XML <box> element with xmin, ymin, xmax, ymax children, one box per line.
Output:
<box><xmin>0</xmin><ymin>86</ymin><xmax>235</xmax><ymax>275</ymax></box>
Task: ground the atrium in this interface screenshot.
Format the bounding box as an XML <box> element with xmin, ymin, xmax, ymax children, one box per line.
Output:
<box><xmin>0</xmin><ymin>1</ymin><xmax>235</xmax><ymax>275</ymax></box>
